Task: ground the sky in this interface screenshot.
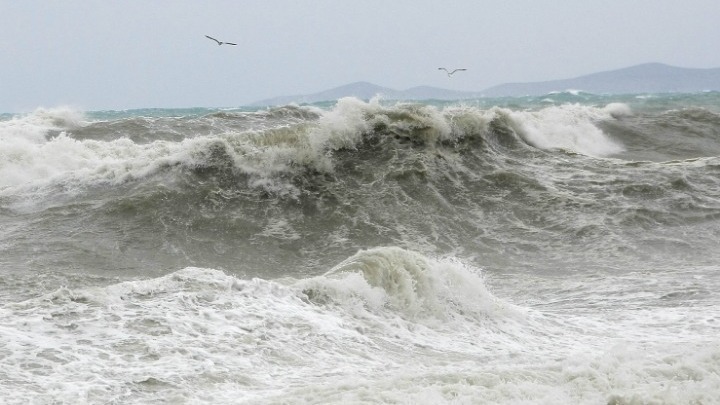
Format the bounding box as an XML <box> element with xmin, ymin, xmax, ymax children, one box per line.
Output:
<box><xmin>2</xmin><ymin>0</ymin><xmax>720</xmax><ymax>112</ymax></box>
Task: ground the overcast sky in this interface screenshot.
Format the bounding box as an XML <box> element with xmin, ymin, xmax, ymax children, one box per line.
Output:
<box><xmin>2</xmin><ymin>0</ymin><xmax>720</xmax><ymax>112</ymax></box>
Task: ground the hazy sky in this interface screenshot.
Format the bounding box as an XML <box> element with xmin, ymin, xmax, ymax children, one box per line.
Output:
<box><xmin>2</xmin><ymin>0</ymin><xmax>720</xmax><ymax>112</ymax></box>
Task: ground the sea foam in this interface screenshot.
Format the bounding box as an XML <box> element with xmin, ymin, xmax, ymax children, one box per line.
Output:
<box><xmin>1</xmin><ymin>100</ymin><xmax>628</xmax><ymax>193</ymax></box>
<box><xmin>506</xmin><ymin>103</ymin><xmax>628</xmax><ymax>157</ymax></box>
<box><xmin>3</xmin><ymin>251</ymin><xmax>719</xmax><ymax>404</ymax></box>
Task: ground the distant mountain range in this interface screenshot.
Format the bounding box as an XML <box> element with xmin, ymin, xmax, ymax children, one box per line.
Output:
<box><xmin>251</xmin><ymin>82</ymin><xmax>483</xmax><ymax>106</ymax></box>
<box><xmin>251</xmin><ymin>63</ymin><xmax>720</xmax><ymax>106</ymax></box>
<box><xmin>482</xmin><ymin>63</ymin><xmax>720</xmax><ymax>97</ymax></box>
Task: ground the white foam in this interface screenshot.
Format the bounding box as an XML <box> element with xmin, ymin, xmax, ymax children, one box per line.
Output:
<box><xmin>505</xmin><ymin>103</ymin><xmax>628</xmax><ymax>157</ymax></box>
<box><xmin>300</xmin><ymin>246</ymin><xmax>521</xmax><ymax>324</ymax></box>
<box><xmin>0</xmin><ymin>106</ymin><xmax>85</xmax><ymax>141</ymax></box>
<box><xmin>0</xmin><ymin>102</ymin><xmax>368</xmax><ymax>197</ymax></box>
<box><xmin>1</xmin><ymin>100</ymin><xmax>631</xmax><ymax>200</ymax></box>
<box><xmin>2</xmin><ymin>255</ymin><xmax>720</xmax><ymax>403</ymax></box>
<box><xmin>308</xmin><ymin>99</ymin><xmax>630</xmax><ymax>159</ymax></box>
<box><xmin>0</xmin><ymin>251</ymin><xmax>528</xmax><ymax>403</ymax></box>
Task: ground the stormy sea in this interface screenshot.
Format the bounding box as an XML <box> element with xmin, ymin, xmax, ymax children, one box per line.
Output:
<box><xmin>1</xmin><ymin>92</ymin><xmax>719</xmax><ymax>404</ymax></box>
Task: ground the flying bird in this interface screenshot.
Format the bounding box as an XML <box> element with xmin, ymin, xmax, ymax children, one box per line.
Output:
<box><xmin>438</xmin><ymin>67</ymin><xmax>467</xmax><ymax>77</ymax></box>
<box><xmin>205</xmin><ymin>35</ymin><xmax>237</xmax><ymax>46</ymax></box>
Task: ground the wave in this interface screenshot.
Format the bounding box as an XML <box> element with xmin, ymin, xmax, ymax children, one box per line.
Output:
<box><xmin>3</xmin><ymin>248</ymin><xmax>719</xmax><ymax>404</ymax></box>
<box><xmin>0</xmin><ymin>106</ymin><xmax>86</xmax><ymax>142</ymax></box>
<box><xmin>2</xmin><ymin>99</ymin><xmax>719</xmax><ymax>278</ymax></box>
<box><xmin>0</xmin><ymin>98</ymin><xmax>628</xmax><ymax>192</ymax></box>
<box><xmin>0</xmin><ymin>248</ymin><xmax>525</xmax><ymax>403</ymax></box>
<box><xmin>601</xmin><ymin>106</ymin><xmax>720</xmax><ymax>161</ymax></box>
<box><xmin>505</xmin><ymin>102</ymin><xmax>628</xmax><ymax>156</ymax></box>
<box><xmin>298</xmin><ymin>247</ymin><xmax>522</xmax><ymax>323</ymax></box>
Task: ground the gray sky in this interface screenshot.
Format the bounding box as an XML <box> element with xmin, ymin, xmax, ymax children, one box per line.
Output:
<box><xmin>2</xmin><ymin>0</ymin><xmax>720</xmax><ymax>112</ymax></box>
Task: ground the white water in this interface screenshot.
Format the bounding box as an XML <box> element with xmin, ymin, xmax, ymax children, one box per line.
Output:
<box><xmin>507</xmin><ymin>103</ymin><xmax>628</xmax><ymax>157</ymax></box>
<box><xmin>3</xmin><ymin>101</ymin><xmax>718</xmax><ymax>404</ymax></box>
<box><xmin>2</xmin><ymin>247</ymin><xmax>718</xmax><ymax>404</ymax></box>
<box><xmin>0</xmin><ymin>100</ymin><xmax>627</xmax><ymax>194</ymax></box>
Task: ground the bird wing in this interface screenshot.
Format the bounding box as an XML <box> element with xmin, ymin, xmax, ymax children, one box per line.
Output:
<box><xmin>205</xmin><ymin>35</ymin><xmax>221</xmax><ymax>44</ymax></box>
<box><xmin>225</xmin><ymin>42</ymin><xmax>237</xmax><ymax>46</ymax></box>
<box><xmin>438</xmin><ymin>67</ymin><xmax>448</xmax><ymax>72</ymax></box>
<box><xmin>451</xmin><ymin>69</ymin><xmax>467</xmax><ymax>74</ymax></box>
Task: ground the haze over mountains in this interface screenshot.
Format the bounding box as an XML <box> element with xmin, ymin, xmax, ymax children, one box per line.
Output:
<box><xmin>252</xmin><ymin>63</ymin><xmax>720</xmax><ymax>106</ymax></box>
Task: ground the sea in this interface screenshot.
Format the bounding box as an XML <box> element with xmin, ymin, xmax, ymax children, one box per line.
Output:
<box><xmin>1</xmin><ymin>92</ymin><xmax>720</xmax><ymax>404</ymax></box>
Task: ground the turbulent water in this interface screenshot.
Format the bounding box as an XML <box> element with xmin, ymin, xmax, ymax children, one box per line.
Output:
<box><xmin>1</xmin><ymin>93</ymin><xmax>720</xmax><ymax>404</ymax></box>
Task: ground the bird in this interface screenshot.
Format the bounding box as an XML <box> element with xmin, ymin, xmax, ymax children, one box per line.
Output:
<box><xmin>205</xmin><ymin>35</ymin><xmax>237</xmax><ymax>46</ymax></box>
<box><xmin>438</xmin><ymin>67</ymin><xmax>467</xmax><ymax>77</ymax></box>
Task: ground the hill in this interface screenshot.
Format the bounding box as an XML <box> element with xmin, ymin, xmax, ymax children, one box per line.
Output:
<box><xmin>251</xmin><ymin>82</ymin><xmax>482</xmax><ymax>106</ymax></box>
<box><xmin>481</xmin><ymin>63</ymin><xmax>720</xmax><ymax>97</ymax></box>
<box><xmin>250</xmin><ymin>63</ymin><xmax>720</xmax><ymax>106</ymax></box>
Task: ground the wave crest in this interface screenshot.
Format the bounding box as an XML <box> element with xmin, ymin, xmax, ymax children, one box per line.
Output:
<box><xmin>299</xmin><ymin>247</ymin><xmax>520</xmax><ymax>323</ymax></box>
<box><xmin>1</xmin><ymin>100</ymin><xmax>628</xmax><ymax>196</ymax></box>
<box><xmin>506</xmin><ymin>103</ymin><xmax>626</xmax><ymax>157</ymax></box>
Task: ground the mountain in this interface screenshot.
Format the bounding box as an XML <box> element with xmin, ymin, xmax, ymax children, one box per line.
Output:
<box><xmin>250</xmin><ymin>82</ymin><xmax>482</xmax><ymax>106</ymax></box>
<box><xmin>250</xmin><ymin>63</ymin><xmax>720</xmax><ymax>106</ymax></box>
<box><xmin>481</xmin><ymin>63</ymin><xmax>720</xmax><ymax>97</ymax></box>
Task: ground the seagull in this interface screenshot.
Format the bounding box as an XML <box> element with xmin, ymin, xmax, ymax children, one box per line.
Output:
<box><xmin>438</xmin><ymin>67</ymin><xmax>467</xmax><ymax>77</ymax></box>
<box><xmin>205</xmin><ymin>35</ymin><xmax>237</xmax><ymax>46</ymax></box>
